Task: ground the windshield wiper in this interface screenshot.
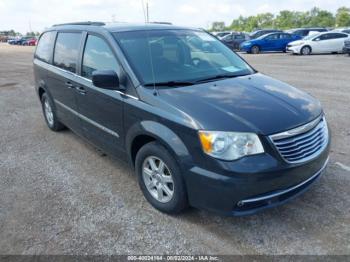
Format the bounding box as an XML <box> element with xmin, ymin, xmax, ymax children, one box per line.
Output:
<box><xmin>143</xmin><ymin>81</ymin><xmax>194</xmax><ymax>87</ymax></box>
<box><xmin>194</xmin><ymin>73</ymin><xmax>248</xmax><ymax>84</ymax></box>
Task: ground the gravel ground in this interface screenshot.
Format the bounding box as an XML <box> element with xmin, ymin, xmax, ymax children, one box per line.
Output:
<box><xmin>0</xmin><ymin>43</ymin><xmax>349</xmax><ymax>255</ymax></box>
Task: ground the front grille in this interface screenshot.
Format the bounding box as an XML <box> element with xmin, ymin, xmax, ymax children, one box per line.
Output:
<box><xmin>270</xmin><ymin>116</ymin><xmax>329</xmax><ymax>163</ymax></box>
<box><xmin>345</xmin><ymin>41</ymin><xmax>350</xmax><ymax>47</ymax></box>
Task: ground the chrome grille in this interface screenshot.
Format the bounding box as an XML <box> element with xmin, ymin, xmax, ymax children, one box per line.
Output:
<box><xmin>270</xmin><ymin>116</ymin><xmax>329</xmax><ymax>164</ymax></box>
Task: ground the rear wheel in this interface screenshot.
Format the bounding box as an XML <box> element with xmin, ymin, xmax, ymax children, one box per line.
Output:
<box><xmin>251</xmin><ymin>45</ymin><xmax>260</xmax><ymax>54</ymax></box>
<box><xmin>41</xmin><ymin>93</ymin><xmax>65</xmax><ymax>131</ymax></box>
<box><xmin>301</xmin><ymin>46</ymin><xmax>311</xmax><ymax>55</ymax></box>
<box><xmin>135</xmin><ymin>141</ymin><xmax>188</xmax><ymax>214</ymax></box>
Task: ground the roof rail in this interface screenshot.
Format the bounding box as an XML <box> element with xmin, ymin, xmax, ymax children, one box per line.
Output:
<box><xmin>149</xmin><ymin>22</ymin><xmax>172</xmax><ymax>25</ymax></box>
<box><xmin>52</xmin><ymin>21</ymin><xmax>105</xmax><ymax>27</ymax></box>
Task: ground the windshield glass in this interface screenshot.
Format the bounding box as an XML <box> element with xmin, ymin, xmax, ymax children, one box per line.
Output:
<box><xmin>304</xmin><ymin>33</ymin><xmax>321</xmax><ymax>40</ymax></box>
<box><xmin>113</xmin><ymin>29</ymin><xmax>254</xmax><ymax>85</ymax></box>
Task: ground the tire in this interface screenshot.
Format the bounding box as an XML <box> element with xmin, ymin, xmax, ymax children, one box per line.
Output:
<box><xmin>41</xmin><ymin>93</ymin><xmax>65</xmax><ymax>131</ymax></box>
<box><xmin>301</xmin><ymin>46</ymin><xmax>311</xmax><ymax>55</ymax></box>
<box><xmin>251</xmin><ymin>45</ymin><xmax>260</xmax><ymax>54</ymax></box>
<box><xmin>135</xmin><ymin>141</ymin><xmax>188</xmax><ymax>214</ymax></box>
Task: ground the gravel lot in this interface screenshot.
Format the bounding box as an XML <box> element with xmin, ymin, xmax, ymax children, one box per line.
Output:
<box><xmin>0</xmin><ymin>43</ymin><xmax>349</xmax><ymax>255</ymax></box>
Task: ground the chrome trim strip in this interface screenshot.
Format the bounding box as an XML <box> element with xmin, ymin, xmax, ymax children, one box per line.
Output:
<box><xmin>239</xmin><ymin>157</ymin><xmax>329</xmax><ymax>205</ymax></box>
<box><xmin>34</xmin><ymin>59</ymin><xmax>139</xmax><ymax>100</ymax></box>
<box><xmin>270</xmin><ymin>116</ymin><xmax>329</xmax><ymax>164</ymax></box>
<box><xmin>54</xmin><ymin>99</ymin><xmax>119</xmax><ymax>138</ymax></box>
<box><xmin>270</xmin><ymin>115</ymin><xmax>323</xmax><ymax>140</ymax></box>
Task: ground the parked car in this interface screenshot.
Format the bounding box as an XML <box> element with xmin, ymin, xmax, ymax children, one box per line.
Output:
<box><xmin>0</xmin><ymin>35</ymin><xmax>9</xmax><ymax>42</ymax></box>
<box><xmin>221</xmin><ymin>32</ymin><xmax>248</xmax><ymax>50</ymax></box>
<box><xmin>332</xmin><ymin>28</ymin><xmax>350</xmax><ymax>34</ymax></box>
<box><xmin>286</xmin><ymin>27</ymin><xmax>327</xmax><ymax>38</ymax></box>
<box><xmin>34</xmin><ymin>22</ymin><xmax>330</xmax><ymax>216</ymax></box>
<box><xmin>8</xmin><ymin>36</ymin><xmax>32</xmax><ymax>45</ymax></box>
<box><xmin>343</xmin><ymin>39</ymin><xmax>350</xmax><ymax>55</ymax></box>
<box><xmin>215</xmin><ymin>31</ymin><xmax>231</xmax><ymax>39</ymax></box>
<box><xmin>240</xmin><ymin>32</ymin><xmax>301</xmax><ymax>54</ymax></box>
<box><xmin>248</xmin><ymin>29</ymin><xmax>282</xmax><ymax>39</ymax></box>
<box><xmin>287</xmin><ymin>32</ymin><xmax>350</xmax><ymax>55</ymax></box>
<box><xmin>23</xmin><ymin>38</ymin><xmax>37</xmax><ymax>46</ymax></box>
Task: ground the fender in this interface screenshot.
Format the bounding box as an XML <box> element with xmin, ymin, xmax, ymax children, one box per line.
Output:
<box><xmin>125</xmin><ymin>120</ymin><xmax>192</xmax><ymax>168</ymax></box>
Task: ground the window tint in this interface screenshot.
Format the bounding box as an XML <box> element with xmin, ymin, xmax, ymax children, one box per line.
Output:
<box><xmin>234</xmin><ymin>35</ymin><xmax>245</xmax><ymax>40</ymax></box>
<box><xmin>280</xmin><ymin>34</ymin><xmax>291</xmax><ymax>39</ymax></box>
<box><xmin>35</xmin><ymin>31</ymin><xmax>55</xmax><ymax>62</ymax></box>
<box><xmin>82</xmin><ymin>35</ymin><xmax>119</xmax><ymax>79</ymax></box>
<box><xmin>318</xmin><ymin>34</ymin><xmax>329</xmax><ymax>40</ymax></box>
<box><xmin>265</xmin><ymin>34</ymin><xmax>279</xmax><ymax>40</ymax></box>
<box><xmin>331</xmin><ymin>33</ymin><xmax>348</xmax><ymax>39</ymax></box>
<box><xmin>53</xmin><ymin>32</ymin><xmax>81</xmax><ymax>73</ymax></box>
<box><xmin>114</xmin><ymin>30</ymin><xmax>254</xmax><ymax>84</ymax></box>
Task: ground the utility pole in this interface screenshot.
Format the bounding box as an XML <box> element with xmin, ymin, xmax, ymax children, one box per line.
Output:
<box><xmin>146</xmin><ymin>0</ymin><xmax>149</xmax><ymax>23</ymax></box>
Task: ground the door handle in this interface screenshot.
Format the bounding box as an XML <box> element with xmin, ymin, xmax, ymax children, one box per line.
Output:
<box><xmin>76</xmin><ymin>86</ymin><xmax>86</xmax><ymax>95</ymax></box>
<box><xmin>65</xmin><ymin>82</ymin><xmax>74</xmax><ymax>89</ymax></box>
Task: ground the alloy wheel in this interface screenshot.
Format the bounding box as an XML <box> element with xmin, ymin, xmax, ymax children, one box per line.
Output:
<box><xmin>142</xmin><ymin>156</ymin><xmax>174</xmax><ymax>203</ymax></box>
<box><xmin>44</xmin><ymin>99</ymin><xmax>54</xmax><ymax>126</ymax></box>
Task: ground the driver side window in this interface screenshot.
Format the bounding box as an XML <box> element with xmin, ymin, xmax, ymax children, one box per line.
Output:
<box><xmin>82</xmin><ymin>35</ymin><xmax>119</xmax><ymax>80</ymax></box>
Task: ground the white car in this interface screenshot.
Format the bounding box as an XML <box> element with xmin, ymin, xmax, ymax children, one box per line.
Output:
<box><xmin>287</xmin><ymin>32</ymin><xmax>350</xmax><ymax>55</ymax></box>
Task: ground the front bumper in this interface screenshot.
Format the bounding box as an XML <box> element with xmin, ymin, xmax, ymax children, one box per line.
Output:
<box><xmin>240</xmin><ymin>45</ymin><xmax>252</xmax><ymax>52</ymax></box>
<box><xmin>185</xmin><ymin>142</ymin><xmax>330</xmax><ymax>216</ymax></box>
<box><xmin>286</xmin><ymin>45</ymin><xmax>302</xmax><ymax>54</ymax></box>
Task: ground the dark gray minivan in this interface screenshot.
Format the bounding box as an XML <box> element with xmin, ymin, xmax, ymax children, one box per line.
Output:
<box><xmin>33</xmin><ymin>22</ymin><xmax>330</xmax><ymax>216</ymax></box>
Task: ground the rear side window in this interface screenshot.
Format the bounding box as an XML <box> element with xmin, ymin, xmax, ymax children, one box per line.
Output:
<box><xmin>35</xmin><ymin>31</ymin><xmax>55</xmax><ymax>62</ymax></box>
<box><xmin>332</xmin><ymin>33</ymin><xmax>348</xmax><ymax>39</ymax></box>
<box><xmin>53</xmin><ymin>32</ymin><xmax>81</xmax><ymax>73</ymax></box>
<box><xmin>82</xmin><ymin>35</ymin><xmax>118</xmax><ymax>79</ymax></box>
<box><xmin>280</xmin><ymin>34</ymin><xmax>291</xmax><ymax>39</ymax></box>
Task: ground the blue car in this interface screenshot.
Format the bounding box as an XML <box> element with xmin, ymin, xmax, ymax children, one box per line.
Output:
<box><xmin>240</xmin><ymin>32</ymin><xmax>301</xmax><ymax>54</ymax></box>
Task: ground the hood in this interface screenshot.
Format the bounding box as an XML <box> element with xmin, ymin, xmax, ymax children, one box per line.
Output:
<box><xmin>152</xmin><ymin>73</ymin><xmax>322</xmax><ymax>135</ymax></box>
<box><xmin>289</xmin><ymin>40</ymin><xmax>305</xmax><ymax>45</ymax></box>
<box><xmin>243</xmin><ymin>39</ymin><xmax>259</xmax><ymax>45</ymax></box>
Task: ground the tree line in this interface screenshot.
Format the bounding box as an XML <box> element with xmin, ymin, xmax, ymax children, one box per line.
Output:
<box><xmin>211</xmin><ymin>7</ymin><xmax>350</xmax><ymax>32</ymax></box>
<box><xmin>0</xmin><ymin>30</ymin><xmax>41</xmax><ymax>37</ymax></box>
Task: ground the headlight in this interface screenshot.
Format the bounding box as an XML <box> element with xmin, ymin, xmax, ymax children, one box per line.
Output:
<box><xmin>198</xmin><ymin>131</ymin><xmax>264</xmax><ymax>161</ymax></box>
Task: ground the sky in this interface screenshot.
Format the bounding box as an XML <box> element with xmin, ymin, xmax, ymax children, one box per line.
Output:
<box><xmin>0</xmin><ymin>0</ymin><xmax>347</xmax><ymax>34</ymax></box>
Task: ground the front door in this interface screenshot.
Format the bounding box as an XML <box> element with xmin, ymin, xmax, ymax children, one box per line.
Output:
<box><xmin>74</xmin><ymin>33</ymin><xmax>125</xmax><ymax>157</ymax></box>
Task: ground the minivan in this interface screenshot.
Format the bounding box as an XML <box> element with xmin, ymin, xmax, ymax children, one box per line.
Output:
<box><xmin>33</xmin><ymin>22</ymin><xmax>330</xmax><ymax>216</ymax></box>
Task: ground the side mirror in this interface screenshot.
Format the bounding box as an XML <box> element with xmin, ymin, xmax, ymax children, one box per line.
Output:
<box><xmin>314</xmin><ymin>38</ymin><xmax>320</xmax><ymax>41</ymax></box>
<box><xmin>92</xmin><ymin>70</ymin><xmax>121</xmax><ymax>90</ymax></box>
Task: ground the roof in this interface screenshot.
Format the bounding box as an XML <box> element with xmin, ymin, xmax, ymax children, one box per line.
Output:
<box><xmin>49</xmin><ymin>21</ymin><xmax>192</xmax><ymax>33</ymax></box>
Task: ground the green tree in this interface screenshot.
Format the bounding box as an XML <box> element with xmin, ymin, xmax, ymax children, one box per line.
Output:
<box><xmin>230</xmin><ymin>15</ymin><xmax>246</xmax><ymax>31</ymax></box>
<box><xmin>336</xmin><ymin>7</ymin><xmax>350</xmax><ymax>26</ymax></box>
<box><xmin>210</xmin><ymin>6</ymin><xmax>348</xmax><ymax>32</ymax></box>
<box><xmin>307</xmin><ymin>7</ymin><xmax>335</xmax><ymax>27</ymax></box>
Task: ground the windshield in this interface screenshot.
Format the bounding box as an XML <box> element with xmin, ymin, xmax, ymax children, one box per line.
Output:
<box><xmin>304</xmin><ymin>33</ymin><xmax>321</xmax><ymax>40</ymax></box>
<box><xmin>113</xmin><ymin>29</ymin><xmax>254</xmax><ymax>85</ymax></box>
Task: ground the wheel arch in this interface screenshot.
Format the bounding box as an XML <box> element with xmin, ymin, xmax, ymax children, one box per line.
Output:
<box><xmin>126</xmin><ymin>121</ymin><xmax>191</xmax><ymax>169</ymax></box>
<box><xmin>301</xmin><ymin>45</ymin><xmax>312</xmax><ymax>55</ymax></box>
<box><xmin>250</xmin><ymin>44</ymin><xmax>260</xmax><ymax>53</ymax></box>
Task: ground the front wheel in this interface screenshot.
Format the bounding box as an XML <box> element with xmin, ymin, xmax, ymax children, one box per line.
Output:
<box><xmin>135</xmin><ymin>142</ymin><xmax>188</xmax><ymax>214</ymax></box>
<box><xmin>301</xmin><ymin>46</ymin><xmax>311</xmax><ymax>55</ymax></box>
<box><xmin>251</xmin><ymin>45</ymin><xmax>260</xmax><ymax>54</ymax></box>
